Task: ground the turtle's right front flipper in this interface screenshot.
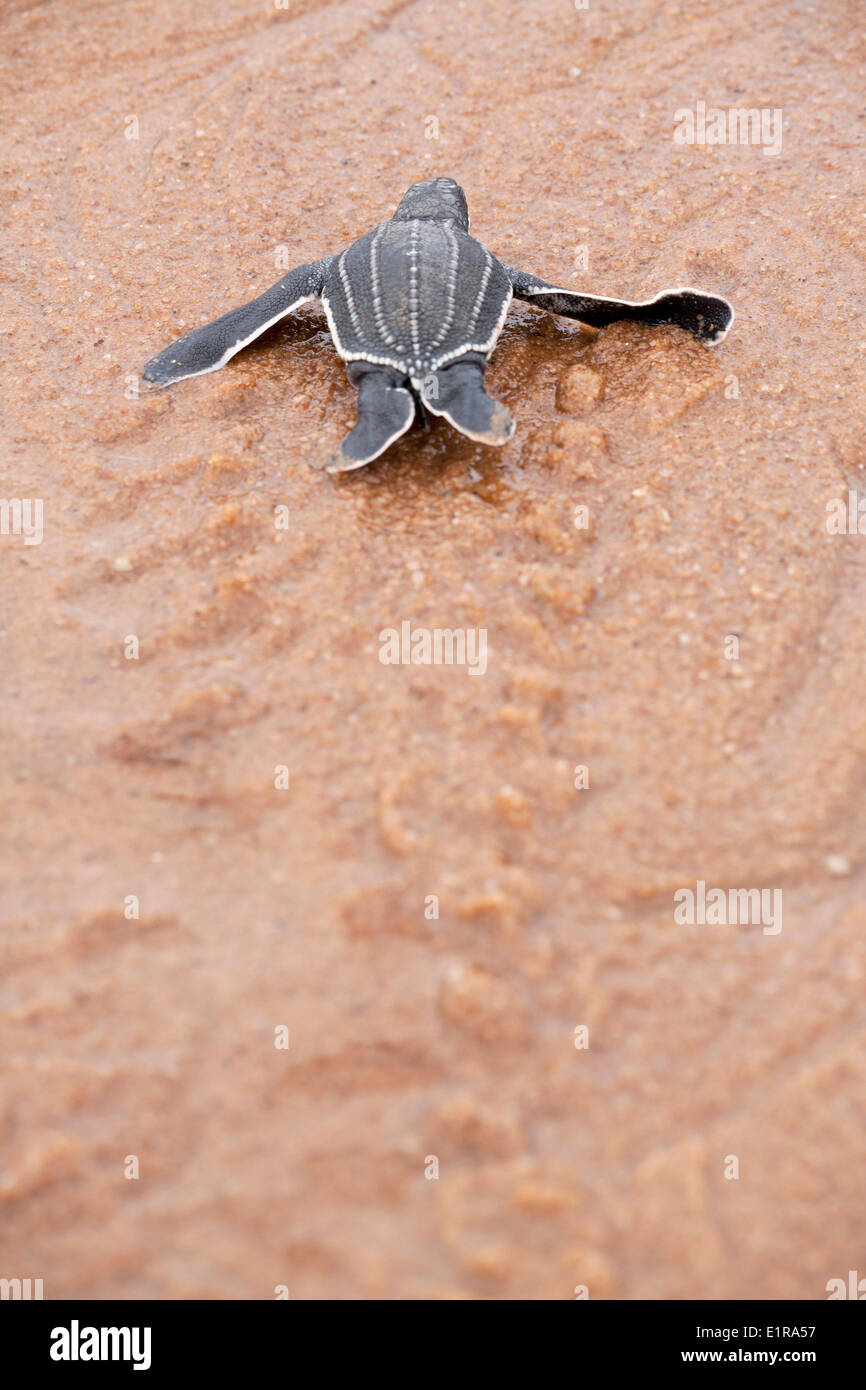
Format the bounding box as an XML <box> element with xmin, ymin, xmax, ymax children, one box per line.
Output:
<box><xmin>506</xmin><ymin>266</ymin><xmax>733</xmax><ymax>345</ymax></box>
<box><xmin>143</xmin><ymin>257</ymin><xmax>334</xmax><ymax>386</ymax></box>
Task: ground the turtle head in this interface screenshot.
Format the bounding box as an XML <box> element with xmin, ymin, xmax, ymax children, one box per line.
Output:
<box><xmin>392</xmin><ymin>177</ymin><xmax>469</xmax><ymax>231</ymax></box>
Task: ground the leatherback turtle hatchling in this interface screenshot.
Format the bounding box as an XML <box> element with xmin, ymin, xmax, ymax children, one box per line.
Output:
<box><xmin>143</xmin><ymin>177</ymin><xmax>733</xmax><ymax>472</ymax></box>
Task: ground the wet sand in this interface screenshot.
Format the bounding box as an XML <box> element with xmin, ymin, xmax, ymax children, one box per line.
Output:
<box><xmin>1</xmin><ymin>0</ymin><xmax>865</xmax><ymax>1298</ymax></box>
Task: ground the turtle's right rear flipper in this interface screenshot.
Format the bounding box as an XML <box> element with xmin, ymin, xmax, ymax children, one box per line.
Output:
<box><xmin>143</xmin><ymin>258</ymin><xmax>333</xmax><ymax>387</ymax></box>
<box><xmin>424</xmin><ymin>355</ymin><xmax>514</xmax><ymax>446</ymax></box>
<box><xmin>507</xmin><ymin>266</ymin><xmax>733</xmax><ymax>345</ymax></box>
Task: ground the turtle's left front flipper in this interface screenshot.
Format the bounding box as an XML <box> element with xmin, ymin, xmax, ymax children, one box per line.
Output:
<box><xmin>143</xmin><ymin>257</ymin><xmax>334</xmax><ymax>386</ymax></box>
<box><xmin>506</xmin><ymin>266</ymin><xmax>733</xmax><ymax>345</ymax></box>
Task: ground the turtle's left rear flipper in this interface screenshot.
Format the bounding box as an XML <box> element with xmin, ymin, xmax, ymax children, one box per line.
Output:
<box><xmin>326</xmin><ymin>364</ymin><xmax>416</xmax><ymax>473</ymax></box>
<box><xmin>507</xmin><ymin>266</ymin><xmax>733</xmax><ymax>345</ymax></box>
<box><xmin>143</xmin><ymin>257</ymin><xmax>334</xmax><ymax>386</ymax></box>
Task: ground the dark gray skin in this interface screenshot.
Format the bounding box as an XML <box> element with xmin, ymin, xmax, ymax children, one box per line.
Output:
<box><xmin>143</xmin><ymin>177</ymin><xmax>734</xmax><ymax>472</ymax></box>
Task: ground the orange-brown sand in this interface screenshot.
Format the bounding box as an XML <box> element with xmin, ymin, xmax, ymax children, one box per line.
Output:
<box><xmin>1</xmin><ymin>0</ymin><xmax>864</xmax><ymax>1298</ymax></box>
